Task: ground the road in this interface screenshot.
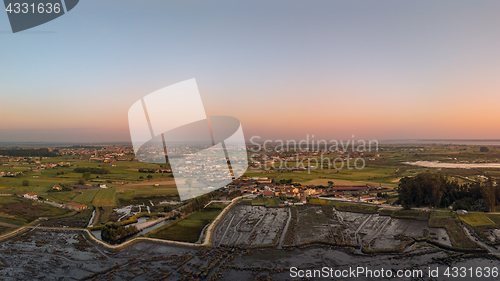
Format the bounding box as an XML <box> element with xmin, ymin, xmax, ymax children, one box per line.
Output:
<box><xmin>0</xmin><ymin>222</ymin><xmax>20</xmax><ymax>228</ymax></box>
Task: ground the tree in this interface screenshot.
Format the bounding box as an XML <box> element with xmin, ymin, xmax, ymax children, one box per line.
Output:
<box><xmin>78</xmin><ymin>178</ymin><xmax>85</xmax><ymax>185</ymax></box>
<box><xmin>22</xmin><ymin>180</ymin><xmax>29</xmax><ymax>186</ymax></box>
<box><xmin>481</xmin><ymin>177</ymin><xmax>496</xmax><ymax>212</ymax></box>
<box><xmin>82</xmin><ymin>172</ymin><xmax>92</xmax><ymax>180</ymax></box>
<box><xmin>185</xmin><ymin>178</ymin><xmax>193</xmax><ymax>188</ymax></box>
<box><xmin>480</xmin><ymin>146</ymin><xmax>490</xmax><ymax>152</ymax></box>
<box><xmin>147</xmin><ymin>174</ymin><xmax>153</xmax><ymax>180</ymax></box>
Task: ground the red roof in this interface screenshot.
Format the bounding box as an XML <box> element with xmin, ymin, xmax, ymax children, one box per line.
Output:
<box><xmin>262</xmin><ymin>190</ymin><xmax>273</xmax><ymax>196</ymax></box>
<box><xmin>65</xmin><ymin>202</ymin><xmax>87</xmax><ymax>208</ymax></box>
<box><xmin>26</xmin><ymin>193</ymin><xmax>37</xmax><ymax>196</ymax></box>
<box><xmin>332</xmin><ymin>186</ymin><xmax>368</xmax><ymax>191</ymax></box>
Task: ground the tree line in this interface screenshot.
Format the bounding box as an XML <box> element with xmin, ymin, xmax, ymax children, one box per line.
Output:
<box><xmin>74</xmin><ymin>167</ymin><xmax>110</xmax><ymax>174</ymax></box>
<box><xmin>101</xmin><ymin>223</ymin><xmax>138</xmax><ymax>241</ymax></box>
<box><xmin>397</xmin><ymin>173</ymin><xmax>499</xmax><ymax>212</ymax></box>
<box><xmin>0</xmin><ymin>148</ymin><xmax>57</xmax><ymax>157</ymax></box>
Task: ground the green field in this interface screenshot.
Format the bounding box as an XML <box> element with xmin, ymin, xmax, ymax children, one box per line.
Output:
<box><xmin>391</xmin><ymin>209</ymin><xmax>430</xmax><ymax>220</ymax></box>
<box><xmin>307</xmin><ymin>199</ymin><xmax>379</xmax><ymax>214</ymax></box>
<box><xmin>0</xmin><ymin>196</ymin><xmax>72</xmax><ymax>225</ymax></box>
<box><xmin>93</xmin><ymin>188</ymin><xmax>117</xmax><ymax>207</ymax></box>
<box><xmin>486</xmin><ymin>214</ymin><xmax>500</xmax><ymax>225</ymax></box>
<box><xmin>44</xmin><ymin>191</ymin><xmax>81</xmax><ymax>203</ymax></box>
<box><xmin>251</xmin><ymin>197</ymin><xmax>280</xmax><ymax>207</ymax></box>
<box><xmin>127</xmin><ymin>187</ymin><xmax>177</xmax><ymax>196</ymax></box>
<box><xmin>0</xmin><ymin>226</ymin><xmax>15</xmax><ymax>235</ymax></box>
<box><xmin>460</xmin><ymin>213</ymin><xmax>496</xmax><ymax>227</ymax></box>
<box><xmin>73</xmin><ymin>189</ymin><xmax>100</xmax><ymax>205</ymax></box>
<box><xmin>149</xmin><ymin>205</ymin><xmax>224</xmax><ymax>243</ymax></box>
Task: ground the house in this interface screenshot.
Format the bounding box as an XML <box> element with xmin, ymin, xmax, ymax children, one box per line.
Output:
<box><xmin>65</xmin><ymin>202</ymin><xmax>88</xmax><ymax>211</ymax></box>
<box><xmin>52</xmin><ymin>185</ymin><xmax>62</xmax><ymax>191</ymax></box>
<box><xmin>331</xmin><ymin>185</ymin><xmax>369</xmax><ymax>194</ymax></box>
<box><xmin>300</xmin><ymin>197</ymin><xmax>307</xmax><ymax>204</ymax></box>
<box><xmin>99</xmin><ymin>184</ymin><xmax>108</xmax><ymax>188</ymax></box>
<box><xmin>359</xmin><ymin>195</ymin><xmax>376</xmax><ymax>202</ymax></box>
<box><xmin>303</xmin><ymin>189</ymin><xmax>316</xmax><ymax>196</ymax></box>
<box><xmin>24</xmin><ymin>193</ymin><xmax>37</xmax><ymax>200</ymax></box>
<box><xmin>262</xmin><ymin>190</ymin><xmax>274</xmax><ymax>197</ymax></box>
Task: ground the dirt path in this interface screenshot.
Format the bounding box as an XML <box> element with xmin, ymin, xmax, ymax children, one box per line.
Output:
<box><xmin>0</xmin><ymin>222</ymin><xmax>19</xmax><ymax>228</ymax></box>
<box><xmin>354</xmin><ymin>214</ymin><xmax>373</xmax><ymax>245</ymax></box>
<box><xmin>277</xmin><ymin>208</ymin><xmax>292</xmax><ymax>249</ymax></box>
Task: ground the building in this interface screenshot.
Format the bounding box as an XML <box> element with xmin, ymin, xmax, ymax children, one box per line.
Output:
<box><xmin>65</xmin><ymin>202</ymin><xmax>88</xmax><ymax>211</ymax></box>
<box><xmin>262</xmin><ymin>190</ymin><xmax>274</xmax><ymax>197</ymax></box>
<box><xmin>359</xmin><ymin>195</ymin><xmax>376</xmax><ymax>202</ymax></box>
<box><xmin>303</xmin><ymin>189</ymin><xmax>316</xmax><ymax>196</ymax></box>
<box><xmin>456</xmin><ymin>210</ymin><xmax>468</xmax><ymax>216</ymax></box>
<box><xmin>24</xmin><ymin>193</ymin><xmax>37</xmax><ymax>200</ymax></box>
<box><xmin>330</xmin><ymin>185</ymin><xmax>369</xmax><ymax>194</ymax></box>
<box><xmin>52</xmin><ymin>185</ymin><xmax>62</xmax><ymax>191</ymax></box>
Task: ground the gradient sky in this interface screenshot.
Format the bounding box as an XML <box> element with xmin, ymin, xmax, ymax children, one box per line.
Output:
<box><xmin>1</xmin><ymin>0</ymin><xmax>500</xmax><ymax>143</ymax></box>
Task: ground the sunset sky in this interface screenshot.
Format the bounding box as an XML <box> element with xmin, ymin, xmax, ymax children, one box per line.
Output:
<box><xmin>1</xmin><ymin>0</ymin><xmax>500</xmax><ymax>143</ymax></box>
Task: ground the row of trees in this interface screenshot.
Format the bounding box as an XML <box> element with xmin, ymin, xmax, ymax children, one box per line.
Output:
<box><xmin>397</xmin><ymin>173</ymin><xmax>500</xmax><ymax>212</ymax></box>
<box><xmin>0</xmin><ymin>148</ymin><xmax>56</xmax><ymax>157</ymax></box>
<box><xmin>101</xmin><ymin>223</ymin><xmax>138</xmax><ymax>241</ymax></box>
<box><xmin>74</xmin><ymin>167</ymin><xmax>110</xmax><ymax>174</ymax></box>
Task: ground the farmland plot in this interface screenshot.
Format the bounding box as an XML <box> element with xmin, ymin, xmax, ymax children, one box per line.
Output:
<box><xmin>212</xmin><ymin>205</ymin><xmax>288</xmax><ymax>247</ymax></box>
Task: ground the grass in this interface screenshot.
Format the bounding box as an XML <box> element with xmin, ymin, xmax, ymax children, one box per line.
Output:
<box><xmin>251</xmin><ymin>197</ymin><xmax>280</xmax><ymax>207</ymax></box>
<box><xmin>38</xmin><ymin>209</ymin><xmax>92</xmax><ymax>228</ymax></box>
<box><xmin>96</xmin><ymin>206</ymin><xmax>118</xmax><ymax>225</ymax></box>
<box><xmin>460</xmin><ymin>213</ymin><xmax>495</xmax><ymax>227</ymax></box>
<box><xmin>0</xmin><ymin>196</ymin><xmax>72</xmax><ymax>225</ymax></box>
<box><xmin>431</xmin><ymin>211</ymin><xmax>457</xmax><ymax>219</ymax></box>
<box><xmin>333</xmin><ymin>202</ymin><xmax>379</xmax><ymax>214</ymax></box>
<box><xmin>45</xmin><ymin>191</ymin><xmax>80</xmax><ymax>203</ymax></box>
<box><xmin>149</xmin><ymin>205</ymin><xmax>223</xmax><ymax>243</ymax></box>
<box><xmin>73</xmin><ymin>189</ymin><xmax>100</xmax><ymax>205</ymax></box>
<box><xmin>307</xmin><ymin>199</ymin><xmax>378</xmax><ymax>214</ymax></box>
<box><xmin>0</xmin><ymin>226</ymin><xmax>15</xmax><ymax>235</ymax></box>
<box><xmin>93</xmin><ymin>188</ymin><xmax>116</xmax><ymax>207</ymax></box>
<box><xmin>0</xmin><ymin>216</ymin><xmax>25</xmax><ymax>226</ymax></box>
<box><xmin>391</xmin><ymin>209</ymin><xmax>430</xmax><ymax>221</ymax></box>
<box><xmin>124</xmin><ymin>187</ymin><xmax>178</xmax><ymax>197</ymax></box>
<box><xmin>429</xmin><ymin>217</ymin><xmax>478</xmax><ymax>249</ymax></box>
<box><xmin>486</xmin><ymin>214</ymin><xmax>500</xmax><ymax>225</ymax></box>
<box><xmin>378</xmin><ymin>209</ymin><xmax>394</xmax><ymax>216</ymax></box>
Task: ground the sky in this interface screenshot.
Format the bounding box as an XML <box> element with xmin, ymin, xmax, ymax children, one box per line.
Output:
<box><xmin>1</xmin><ymin>0</ymin><xmax>500</xmax><ymax>143</ymax></box>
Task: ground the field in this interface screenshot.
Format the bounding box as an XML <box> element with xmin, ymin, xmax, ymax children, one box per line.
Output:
<box><xmin>308</xmin><ymin>199</ymin><xmax>379</xmax><ymax>214</ymax></box>
<box><xmin>73</xmin><ymin>189</ymin><xmax>100</xmax><ymax>205</ymax></box>
<box><xmin>429</xmin><ymin>217</ymin><xmax>479</xmax><ymax>249</ymax></box>
<box><xmin>460</xmin><ymin>213</ymin><xmax>496</xmax><ymax>227</ymax></box>
<box><xmin>250</xmin><ymin>197</ymin><xmax>280</xmax><ymax>207</ymax></box>
<box><xmin>391</xmin><ymin>209</ymin><xmax>431</xmax><ymax>221</ymax></box>
<box><xmin>0</xmin><ymin>196</ymin><xmax>72</xmax><ymax>225</ymax></box>
<box><xmin>44</xmin><ymin>191</ymin><xmax>81</xmax><ymax>203</ymax></box>
<box><xmin>149</xmin><ymin>205</ymin><xmax>224</xmax><ymax>243</ymax></box>
<box><xmin>212</xmin><ymin>205</ymin><xmax>289</xmax><ymax>247</ymax></box>
<box><xmin>92</xmin><ymin>188</ymin><xmax>117</xmax><ymax>207</ymax></box>
<box><xmin>338</xmin><ymin>211</ymin><xmax>451</xmax><ymax>249</ymax></box>
<box><xmin>296</xmin><ymin>205</ymin><xmax>341</xmax><ymax>244</ymax></box>
<box><xmin>38</xmin><ymin>209</ymin><xmax>93</xmax><ymax>228</ymax></box>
